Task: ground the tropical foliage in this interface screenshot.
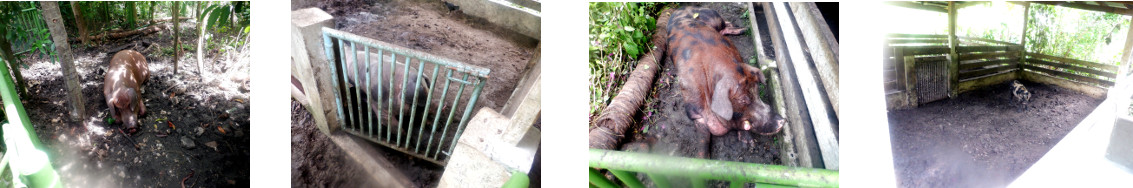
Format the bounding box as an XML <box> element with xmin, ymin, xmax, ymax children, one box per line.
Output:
<box><xmin>588</xmin><ymin>2</ymin><xmax>668</xmax><ymax>118</ymax></box>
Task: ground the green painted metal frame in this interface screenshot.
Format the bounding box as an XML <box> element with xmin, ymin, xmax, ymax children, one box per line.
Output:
<box><xmin>589</xmin><ymin>149</ymin><xmax>838</xmax><ymax>188</ymax></box>
<box><xmin>321</xmin><ymin>27</ymin><xmax>490</xmax><ymax>166</ymax></box>
<box><xmin>0</xmin><ymin>57</ymin><xmax>61</xmax><ymax>187</ymax></box>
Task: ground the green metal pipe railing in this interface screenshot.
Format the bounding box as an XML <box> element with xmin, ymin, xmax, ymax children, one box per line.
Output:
<box><xmin>321</xmin><ymin>27</ymin><xmax>491</xmax><ymax>166</ymax></box>
<box><xmin>589</xmin><ymin>149</ymin><xmax>838</xmax><ymax>188</ymax></box>
<box><xmin>0</xmin><ymin>57</ymin><xmax>62</xmax><ymax>187</ymax></box>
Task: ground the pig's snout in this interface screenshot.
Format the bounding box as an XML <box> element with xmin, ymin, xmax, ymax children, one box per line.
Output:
<box><xmin>110</xmin><ymin>91</ymin><xmax>140</xmax><ymax>130</ymax></box>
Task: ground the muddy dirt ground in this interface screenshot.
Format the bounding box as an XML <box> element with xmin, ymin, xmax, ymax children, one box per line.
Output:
<box><xmin>616</xmin><ymin>3</ymin><xmax>781</xmax><ymax>187</ymax></box>
<box><xmin>888</xmin><ymin>80</ymin><xmax>1103</xmax><ymax>187</ymax></box>
<box><xmin>291</xmin><ymin>100</ymin><xmax>442</xmax><ymax>188</ymax></box>
<box><xmin>19</xmin><ymin>18</ymin><xmax>250</xmax><ymax>187</ymax></box>
<box><xmin>292</xmin><ymin>0</ymin><xmax>538</xmax><ymax>187</ymax></box>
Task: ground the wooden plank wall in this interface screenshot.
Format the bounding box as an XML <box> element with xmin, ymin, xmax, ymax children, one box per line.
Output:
<box><xmin>1021</xmin><ymin>52</ymin><xmax>1117</xmax><ymax>98</ymax></box>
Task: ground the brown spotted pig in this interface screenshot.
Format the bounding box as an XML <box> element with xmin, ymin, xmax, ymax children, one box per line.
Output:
<box><xmin>667</xmin><ymin>6</ymin><xmax>781</xmax><ymax>139</ymax></box>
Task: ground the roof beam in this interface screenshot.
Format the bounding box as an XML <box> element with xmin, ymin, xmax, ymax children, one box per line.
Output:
<box><xmin>1031</xmin><ymin>1</ymin><xmax>1133</xmax><ymax>16</ymax></box>
<box><xmin>886</xmin><ymin>1</ymin><xmax>947</xmax><ymax>13</ymax></box>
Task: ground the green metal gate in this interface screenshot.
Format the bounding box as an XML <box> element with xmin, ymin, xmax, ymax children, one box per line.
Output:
<box><xmin>321</xmin><ymin>28</ymin><xmax>490</xmax><ymax>165</ymax></box>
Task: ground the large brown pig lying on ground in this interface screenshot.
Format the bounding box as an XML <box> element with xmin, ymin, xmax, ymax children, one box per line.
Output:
<box><xmin>667</xmin><ymin>6</ymin><xmax>782</xmax><ymax>140</ymax></box>
<box><xmin>104</xmin><ymin>50</ymin><xmax>149</xmax><ymax>132</ymax></box>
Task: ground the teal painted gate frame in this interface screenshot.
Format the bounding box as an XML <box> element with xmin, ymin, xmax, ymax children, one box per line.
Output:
<box><xmin>321</xmin><ymin>27</ymin><xmax>490</xmax><ymax>165</ymax></box>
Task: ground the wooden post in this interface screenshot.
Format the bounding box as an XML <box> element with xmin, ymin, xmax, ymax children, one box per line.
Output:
<box><xmin>948</xmin><ymin>2</ymin><xmax>960</xmax><ymax>97</ymax></box>
<box><xmin>1120</xmin><ymin>15</ymin><xmax>1133</xmax><ymax>77</ymax></box>
<box><xmin>39</xmin><ymin>1</ymin><xmax>87</xmax><ymax>122</ymax></box>
<box><xmin>1019</xmin><ymin>2</ymin><xmax>1031</xmax><ymax>78</ymax></box>
<box><xmin>173</xmin><ymin>1</ymin><xmax>180</xmax><ymax>74</ymax></box>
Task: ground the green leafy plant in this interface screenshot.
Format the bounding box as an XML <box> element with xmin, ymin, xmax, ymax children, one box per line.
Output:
<box><xmin>588</xmin><ymin>2</ymin><xmax>668</xmax><ymax>119</ymax></box>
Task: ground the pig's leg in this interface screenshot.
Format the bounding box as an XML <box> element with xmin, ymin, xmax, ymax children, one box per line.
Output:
<box><xmin>720</xmin><ymin>21</ymin><xmax>747</xmax><ymax>35</ymax></box>
<box><xmin>137</xmin><ymin>91</ymin><xmax>145</xmax><ymax>116</ymax></box>
<box><xmin>738</xmin><ymin>131</ymin><xmax>753</xmax><ymax>146</ymax></box>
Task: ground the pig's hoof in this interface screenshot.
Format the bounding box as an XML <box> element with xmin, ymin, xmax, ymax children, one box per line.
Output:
<box><xmin>738</xmin><ymin>132</ymin><xmax>754</xmax><ymax>145</ymax></box>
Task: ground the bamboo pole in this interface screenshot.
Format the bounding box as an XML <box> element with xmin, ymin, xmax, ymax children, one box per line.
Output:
<box><xmin>590</xmin><ymin>149</ymin><xmax>839</xmax><ymax>187</ymax></box>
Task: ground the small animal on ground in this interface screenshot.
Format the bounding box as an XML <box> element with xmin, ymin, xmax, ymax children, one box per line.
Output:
<box><xmin>104</xmin><ymin>50</ymin><xmax>150</xmax><ymax>133</ymax></box>
<box><xmin>1012</xmin><ymin>80</ymin><xmax>1031</xmax><ymax>106</ymax></box>
<box><xmin>666</xmin><ymin>6</ymin><xmax>783</xmax><ymax>157</ymax></box>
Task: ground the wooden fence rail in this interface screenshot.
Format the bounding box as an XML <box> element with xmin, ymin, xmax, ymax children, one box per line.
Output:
<box><xmin>885</xmin><ymin>33</ymin><xmax>1120</xmax><ymax>109</ymax></box>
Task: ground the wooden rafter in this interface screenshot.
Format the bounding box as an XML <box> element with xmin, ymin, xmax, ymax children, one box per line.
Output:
<box><xmin>1030</xmin><ymin>1</ymin><xmax>1133</xmax><ymax>16</ymax></box>
<box><xmin>886</xmin><ymin>1</ymin><xmax>947</xmax><ymax>13</ymax></box>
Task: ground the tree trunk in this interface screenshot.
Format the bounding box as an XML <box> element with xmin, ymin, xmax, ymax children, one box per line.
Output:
<box><xmin>195</xmin><ymin>1</ymin><xmax>201</xmax><ymax>21</ymax></box>
<box><xmin>70</xmin><ymin>2</ymin><xmax>89</xmax><ymax>45</ymax></box>
<box><xmin>68</xmin><ymin>25</ymin><xmax>162</xmax><ymax>42</ymax></box>
<box><xmin>173</xmin><ymin>1</ymin><xmax>180</xmax><ymax>74</ymax></box>
<box><xmin>39</xmin><ymin>1</ymin><xmax>88</xmax><ymax>123</ymax></box>
<box><xmin>588</xmin><ymin>13</ymin><xmax>669</xmax><ymax>150</ymax></box>
<box><xmin>149</xmin><ymin>1</ymin><xmax>155</xmax><ymax>23</ymax></box>
<box><xmin>0</xmin><ymin>27</ymin><xmax>26</xmax><ymax>96</ymax></box>
<box><xmin>197</xmin><ymin>2</ymin><xmax>208</xmax><ymax>79</ymax></box>
<box><xmin>125</xmin><ymin>2</ymin><xmax>136</xmax><ymax>29</ymax></box>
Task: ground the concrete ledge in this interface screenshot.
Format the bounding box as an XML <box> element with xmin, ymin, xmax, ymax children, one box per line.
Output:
<box><xmin>437</xmin><ymin>109</ymin><xmax>516</xmax><ymax>188</ymax></box>
<box><xmin>328</xmin><ymin>132</ymin><xmax>412</xmax><ymax>188</ymax></box>
<box><xmin>450</xmin><ymin>0</ymin><xmax>540</xmax><ymax>39</ymax></box>
<box><xmin>438</xmin><ymin>77</ymin><xmax>540</xmax><ymax>187</ymax></box>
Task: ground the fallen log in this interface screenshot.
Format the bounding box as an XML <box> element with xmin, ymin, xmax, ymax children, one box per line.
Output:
<box><xmin>588</xmin><ymin>9</ymin><xmax>672</xmax><ymax>150</ymax></box>
<box><xmin>69</xmin><ymin>25</ymin><xmax>163</xmax><ymax>42</ymax></box>
<box><xmin>152</xmin><ymin>16</ymin><xmax>194</xmax><ymax>23</ymax></box>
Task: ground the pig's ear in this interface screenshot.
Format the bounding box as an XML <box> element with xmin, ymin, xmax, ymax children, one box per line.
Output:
<box><xmin>748</xmin><ymin>64</ymin><xmax>765</xmax><ymax>84</ymax></box>
<box><xmin>711</xmin><ymin>79</ymin><xmax>734</xmax><ymax>121</ymax></box>
<box><xmin>108</xmin><ymin>98</ymin><xmax>118</xmax><ymax>117</ymax></box>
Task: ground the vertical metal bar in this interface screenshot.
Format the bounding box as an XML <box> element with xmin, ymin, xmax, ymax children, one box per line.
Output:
<box><xmin>589</xmin><ymin>168</ymin><xmax>617</xmax><ymax>188</ymax></box>
<box><xmin>647</xmin><ymin>173</ymin><xmax>670</xmax><ymax>188</ymax></box>
<box><xmin>443</xmin><ymin>76</ymin><xmax>485</xmax><ymax>159</ymax></box>
<box><xmin>425</xmin><ymin>69</ymin><xmax>454</xmax><ymax>157</ymax></box>
<box><xmin>386</xmin><ymin>53</ymin><xmax>396</xmax><ymax>142</ymax></box>
<box><xmin>363</xmin><ymin>46</ymin><xmax>373</xmax><ymax>137</ymax></box>
<box><xmin>407</xmin><ymin>60</ymin><xmax>425</xmax><ymax>151</ymax></box>
<box><xmin>342</xmin><ymin>41</ymin><xmax>356</xmax><ymax>131</ymax></box>
<box><xmin>415</xmin><ymin>64</ymin><xmax>440</xmax><ymax>153</ymax></box>
<box><xmin>320</xmin><ymin>34</ymin><xmax>345</xmax><ymax>129</ymax></box>
<box><xmin>374</xmin><ymin>49</ymin><xmax>384</xmax><ymax>140</ymax></box>
<box><xmin>609</xmin><ymin>170</ymin><xmax>644</xmax><ymax>188</ymax></box>
<box><xmin>434</xmin><ymin>73</ymin><xmax>469</xmax><ymax>159</ymax></box>
<box><xmin>401</xmin><ymin>55</ymin><xmax>414</xmax><ymax>147</ymax></box>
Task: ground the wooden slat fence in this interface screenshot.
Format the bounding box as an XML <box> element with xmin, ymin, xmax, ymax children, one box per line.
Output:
<box><xmin>1022</xmin><ymin>52</ymin><xmax>1118</xmax><ymax>87</ymax></box>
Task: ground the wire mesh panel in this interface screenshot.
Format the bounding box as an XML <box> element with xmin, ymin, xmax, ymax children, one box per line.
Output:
<box><xmin>915</xmin><ymin>57</ymin><xmax>950</xmax><ymax>104</ymax></box>
<box><xmin>1</xmin><ymin>2</ymin><xmax>57</xmax><ymax>61</ymax></box>
<box><xmin>321</xmin><ymin>28</ymin><xmax>490</xmax><ymax>165</ymax></box>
